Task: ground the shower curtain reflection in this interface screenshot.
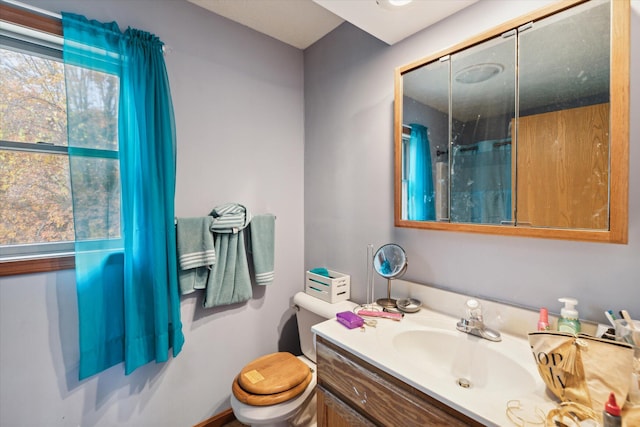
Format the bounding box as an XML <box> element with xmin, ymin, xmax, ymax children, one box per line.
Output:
<box><xmin>407</xmin><ymin>124</ymin><xmax>435</xmax><ymax>221</ymax></box>
<box><xmin>450</xmin><ymin>139</ymin><xmax>512</xmax><ymax>224</ymax></box>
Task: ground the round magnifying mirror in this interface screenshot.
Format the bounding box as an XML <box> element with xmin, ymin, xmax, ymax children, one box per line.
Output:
<box><xmin>373</xmin><ymin>244</ymin><xmax>407</xmax><ymax>308</ymax></box>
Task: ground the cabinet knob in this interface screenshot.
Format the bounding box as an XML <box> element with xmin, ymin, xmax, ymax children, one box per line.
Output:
<box><xmin>352</xmin><ymin>386</ymin><xmax>368</xmax><ymax>405</ymax></box>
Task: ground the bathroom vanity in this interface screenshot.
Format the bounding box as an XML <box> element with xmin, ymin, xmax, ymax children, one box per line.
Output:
<box><xmin>312</xmin><ymin>280</ymin><xmax>562</xmax><ymax>426</ymax></box>
<box><xmin>316</xmin><ymin>336</ymin><xmax>480</xmax><ymax>426</ymax></box>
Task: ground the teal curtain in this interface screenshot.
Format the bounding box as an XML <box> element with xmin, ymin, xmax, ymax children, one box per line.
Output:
<box><xmin>63</xmin><ymin>13</ymin><xmax>184</xmax><ymax>380</ymax></box>
<box><xmin>407</xmin><ymin>124</ymin><xmax>435</xmax><ymax>221</ymax></box>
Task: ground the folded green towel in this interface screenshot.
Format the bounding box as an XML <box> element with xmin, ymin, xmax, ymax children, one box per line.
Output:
<box><xmin>310</xmin><ymin>267</ymin><xmax>330</xmax><ymax>277</ymax></box>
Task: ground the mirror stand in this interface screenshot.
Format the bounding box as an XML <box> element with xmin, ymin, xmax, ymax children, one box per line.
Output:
<box><xmin>373</xmin><ymin>243</ymin><xmax>408</xmax><ymax>309</ymax></box>
<box><xmin>376</xmin><ymin>279</ymin><xmax>397</xmax><ymax>308</ymax></box>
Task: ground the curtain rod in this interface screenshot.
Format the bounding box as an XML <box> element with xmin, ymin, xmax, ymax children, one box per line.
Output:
<box><xmin>1</xmin><ymin>0</ymin><xmax>62</xmax><ymax>19</ymax></box>
<box><xmin>1</xmin><ymin>0</ymin><xmax>171</xmax><ymax>54</ymax></box>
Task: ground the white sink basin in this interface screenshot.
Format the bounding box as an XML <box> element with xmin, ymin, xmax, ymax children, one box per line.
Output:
<box><xmin>313</xmin><ymin>295</ymin><xmax>554</xmax><ymax>426</ymax></box>
<box><xmin>392</xmin><ymin>329</ymin><xmax>538</xmax><ymax>395</ymax></box>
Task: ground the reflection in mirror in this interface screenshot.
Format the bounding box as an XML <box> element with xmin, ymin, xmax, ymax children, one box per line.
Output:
<box><xmin>516</xmin><ymin>0</ymin><xmax>610</xmax><ymax>229</ymax></box>
<box><xmin>402</xmin><ymin>59</ymin><xmax>448</xmax><ymax>221</ymax></box>
<box><xmin>450</xmin><ymin>33</ymin><xmax>515</xmax><ymax>225</ymax></box>
<box><xmin>394</xmin><ymin>0</ymin><xmax>629</xmax><ymax>243</ymax></box>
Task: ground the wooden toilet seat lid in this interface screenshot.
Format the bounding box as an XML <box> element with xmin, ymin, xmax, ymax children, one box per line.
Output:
<box><xmin>238</xmin><ymin>352</ymin><xmax>310</xmax><ymax>395</ymax></box>
<box><xmin>232</xmin><ymin>370</ymin><xmax>313</xmax><ymax>406</ymax></box>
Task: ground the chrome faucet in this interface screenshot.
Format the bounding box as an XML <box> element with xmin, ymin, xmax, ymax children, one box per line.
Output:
<box><xmin>456</xmin><ymin>299</ymin><xmax>501</xmax><ymax>342</ymax></box>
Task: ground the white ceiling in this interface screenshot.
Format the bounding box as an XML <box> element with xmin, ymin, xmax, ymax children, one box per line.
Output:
<box><xmin>313</xmin><ymin>0</ymin><xmax>477</xmax><ymax>46</ymax></box>
<box><xmin>186</xmin><ymin>0</ymin><xmax>478</xmax><ymax>50</ymax></box>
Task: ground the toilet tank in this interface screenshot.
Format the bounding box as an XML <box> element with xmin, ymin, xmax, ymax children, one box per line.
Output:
<box><xmin>293</xmin><ymin>291</ymin><xmax>357</xmax><ymax>363</ymax></box>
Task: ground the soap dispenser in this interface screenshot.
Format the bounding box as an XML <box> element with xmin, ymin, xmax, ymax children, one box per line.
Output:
<box><xmin>557</xmin><ymin>297</ymin><xmax>581</xmax><ymax>334</ymax></box>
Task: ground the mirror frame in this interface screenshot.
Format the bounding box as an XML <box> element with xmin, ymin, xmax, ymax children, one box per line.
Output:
<box><xmin>393</xmin><ymin>0</ymin><xmax>629</xmax><ymax>243</ymax></box>
<box><xmin>373</xmin><ymin>243</ymin><xmax>408</xmax><ymax>279</ymax></box>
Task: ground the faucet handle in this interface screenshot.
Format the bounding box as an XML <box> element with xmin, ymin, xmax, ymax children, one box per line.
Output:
<box><xmin>465</xmin><ymin>299</ymin><xmax>483</xmax><ymax>321</ymax></box>
<box><xmin>457</xmin><ymin>299</ymin><xmax>501</xmax><ymax>342</ymax></box>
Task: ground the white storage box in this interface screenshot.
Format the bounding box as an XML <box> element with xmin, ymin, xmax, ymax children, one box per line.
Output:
<box><xmin>305</xmin><ymin>269</ymin><xmax>350</xmax><ymax>303</ymax></box>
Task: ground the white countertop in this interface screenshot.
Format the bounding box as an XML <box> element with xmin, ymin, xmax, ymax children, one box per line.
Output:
<box><xmin>313</xmin><ymin>306</ymin><xmax>557</xmax><ymax>426</ymax></box>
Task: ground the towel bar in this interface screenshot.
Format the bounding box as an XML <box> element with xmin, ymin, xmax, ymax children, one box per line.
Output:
<box><xmin>174</xmin><ymin>215</ymin><xmax>277</xmax><ymax>226</ymax></box>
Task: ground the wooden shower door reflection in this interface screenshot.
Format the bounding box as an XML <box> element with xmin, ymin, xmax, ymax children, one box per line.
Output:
<box><xmin>514</xmin><ymin>103</ymin><xmax>610</xmax><ymax>230</ymax></box>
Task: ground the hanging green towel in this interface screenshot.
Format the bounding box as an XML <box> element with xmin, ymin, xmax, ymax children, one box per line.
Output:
<box><xmin>204</xmin><ymin>203</ymin><xmax>252</xmax><ymax>307</ymax></box>
<box><xmin>204</xmin><ymin>231</ymin><xmax>252</xmax><ymax>307</ymax></box>
<box><xmin>176</xmin><ymin>217</ymin><xmax>215</xmax><ymax>295</ymax></box>
<box><xmin>249</xmin><ymin>214</ymin><xmax>275</xmax><ymax>285</ymax></box>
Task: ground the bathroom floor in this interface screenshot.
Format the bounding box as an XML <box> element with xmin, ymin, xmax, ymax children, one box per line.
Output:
<box><xmin>223</xmin><ymin>421</ymin><xmax>247</xmax><ymax>427</ymax></box>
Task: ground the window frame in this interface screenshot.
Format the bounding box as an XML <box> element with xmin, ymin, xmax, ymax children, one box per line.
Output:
<box><xmin>1</xmin><ymin>3</ymin><xmax>73</xmax><ymax>276</ymax></box>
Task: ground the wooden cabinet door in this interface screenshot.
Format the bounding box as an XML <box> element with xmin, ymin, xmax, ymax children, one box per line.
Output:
<box><xmin>317</xmin><ymin>386</ymin><xmax>375</xmax><ymax>427</ymax></box>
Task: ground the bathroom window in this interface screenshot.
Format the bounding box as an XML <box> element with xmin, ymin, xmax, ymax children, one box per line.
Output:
<box><xmin>0</xmin><ymin>7</ymin><xmax>121</xmax><ymax>273</ymax></box>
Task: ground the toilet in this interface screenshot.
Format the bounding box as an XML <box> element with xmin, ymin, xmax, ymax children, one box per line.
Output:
<box><xmin>230</xmin><ymin>291</ymin><xmax>357</xmax><ymax>427</ymax></box>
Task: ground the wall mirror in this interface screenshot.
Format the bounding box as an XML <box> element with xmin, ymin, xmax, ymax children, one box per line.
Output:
<box><xmin>394</xmin><ymin>0</ymin><xmax>629</xmax><ymax>243</ymax></box>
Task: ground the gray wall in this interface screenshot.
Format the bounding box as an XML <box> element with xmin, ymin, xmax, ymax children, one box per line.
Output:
<box><xmin>304</xmin><ymin>1</ymin><xmax>640</xmax><ymax>322</ymax></box>
<box><xmin>0</xmin><ymin>1</ymin><xmax>304</xmax><ymax>426</ymax></box>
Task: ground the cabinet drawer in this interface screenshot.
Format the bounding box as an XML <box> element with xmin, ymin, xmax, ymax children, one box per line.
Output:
<box><xmin>317</xmin><ymin>385</ymin><xmax>375</xmax><ymax>427</ymax></box>
<box><xmin>316</xmin><ymin>337</ymin><xmax>479</xmax><ymax>426</ymax></box>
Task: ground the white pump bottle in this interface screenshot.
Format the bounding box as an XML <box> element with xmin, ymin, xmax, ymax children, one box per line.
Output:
<box><xmin>557</xmin><ymin>297</ymin><xmax>581</xmax><ymax>334</ymax></box>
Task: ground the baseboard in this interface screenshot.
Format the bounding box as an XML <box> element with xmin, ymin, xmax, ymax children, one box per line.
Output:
<box><xmin>193</xmin><ymin>408</ymin><xmax>236</xmax><ymax>427</ymax></box>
